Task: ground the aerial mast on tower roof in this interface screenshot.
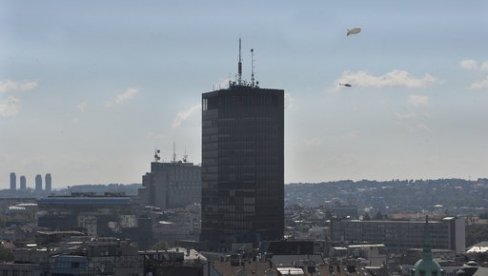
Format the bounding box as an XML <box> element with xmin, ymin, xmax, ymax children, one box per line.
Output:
<box><xmin>237</xmin><ymin>38</ymin><xmax>242</xmax><ymax>85</ymax></box>
<box><xmin>251</xmin><ymin>48</ymin><xmax>255</xmax><ymax>87</ymax></box>
<box><xmin>172</xmin><ymin>142</ymin><xmax>176</xmax><ymax>163</ymax></box>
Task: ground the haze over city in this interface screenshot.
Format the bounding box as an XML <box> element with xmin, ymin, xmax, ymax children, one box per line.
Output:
<box><xmin>2</xmin><ymin>1</ymin><xmax>488</xmax><ymax>188</ymax></box>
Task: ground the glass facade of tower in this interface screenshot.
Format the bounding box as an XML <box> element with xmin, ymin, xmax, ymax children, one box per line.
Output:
<box><xmin>201</xmin><ymin>85</ymin><xmax>284</xmax><ymax>247</ymax></box>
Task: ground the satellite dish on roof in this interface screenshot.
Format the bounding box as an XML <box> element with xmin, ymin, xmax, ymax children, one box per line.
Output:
<box><xmin>347</xmin><ymin>27</ymin><xmax>362</xmax><ymax>36</ymax></box>
<box><xmin>154</xmin><ymin>149</ymin><xmax>161</xmax><ymax>162</ymax></box>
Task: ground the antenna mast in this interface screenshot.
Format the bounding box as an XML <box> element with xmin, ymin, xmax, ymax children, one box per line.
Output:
<box><xmin>238</xmin><ymin>38</ymin><xmax>242</xmax><ymax>85</ymax></box>
<box><xmin>172</xmin><ymin>142</ymin><xmax>176</xmax><ymax>163</ymax></box>
<box><xmin>154</xmin><ymin>149</ymin><xmax>161</xmax><ymax>162</ymax></box>
<box><xmin>183</xmin><ymin>146</ymin><xmax>188</xmax><ymax>163</ymax></box>
<box><xmin>250</xmin><ymin>48</ymin><xmax>255</xmax><ymax>87</ymax></box>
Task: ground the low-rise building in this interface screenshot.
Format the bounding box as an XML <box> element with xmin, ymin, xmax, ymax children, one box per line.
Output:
<box><xmin>329</xmin><ymin>217</ymin><xmax>465</xmax><ymax>253</ymax></box>
<box><xmin>0</xmin><ymin>236</ymin><xmax>143</xmax><ymax>276</ymax></box>
<box><xmin>37</xmin><ymin>193</ymin><xmax>153</xmax><ymax>248</ymax></box>
<box><xmin>347</xmin><ymin>244</ymin><xmax>387</xmax><ymax>266</ymax></box>
<box><xmin>139</xmin><ymin>247</ymin><xmax>207</xmax><ymax>276</ymax></box>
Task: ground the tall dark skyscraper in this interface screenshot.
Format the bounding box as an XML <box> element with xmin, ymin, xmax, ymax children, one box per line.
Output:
<box><xmin>201</xmin><ymin>40</ymin><xmax>284</xmax><ymax>248</ymax></box>
<box><xmin>20</xmin><ymin>175</ymin><xmax>27</xmax><ymax>191</ymax></box>
<box><xmin>10</xmin><ymin>172</ymin><xmax>16</xmax><ymax>191</ymax></box>
<box><xmin>45</xmin><ymin>173</ymin><xmax>52</xmax><ymax>192</ymax></box>
<box><xmin>35</xmin><ymin>174</ymin><xmax>43</xmax><ymax>192</ymax></box>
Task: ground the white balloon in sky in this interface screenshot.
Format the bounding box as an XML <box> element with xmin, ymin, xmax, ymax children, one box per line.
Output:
<box><xmin>347</xmin><ymin>27</ymin><xmax>362</xmax><ymax>36</ymax></box>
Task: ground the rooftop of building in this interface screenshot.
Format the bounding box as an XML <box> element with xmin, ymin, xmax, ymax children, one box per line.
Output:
<box><xmin>341</xmin><ymin>218</ymin><xmax>448</xmax><ymax>224</ymax></box>
<box><xmin>203</xmin><ymin>84</ymin><xmax>284</xmax><ymax>97</ymax></box>
<box><xmin>271</xmin><ymin>254</ymin><xmax>325</xmax><ymax>267</ymax></box>
<box><xmin>36</xmin><ymin>230</ymin><xmax>86</xmax><ymax>236</ymax></box>
<box><xmin>276</xmin><ymin>267</ymin><xmax>304</xmax><ymax>275</ymax></box>
<box><xmin>150</xmin><ymin>161</ymin><xmax>200</xmax><ymax>167</ymax></box>
<box><xmin>207</xmin><ymin>255</ymin><xmax>376</xmax><ymax>276</ymax></box>
<box><xmin>467</xmin><ymin>241</ymin><xmax>488</xmax><ymax>254</ymax></box>
<box><xmin>263</xmin><ymin>240</ymin><xmax>317</xmax><ymax>255</ymax></box>
<box><xmin>348</xmin><ymin>244</ymin><xmax>386</xmax><ymax>248</ymax></box>
<box><xmin>139</xmin><ymin>247</ymin><xmax>207</xmax><ymax>264</ymax></box>
<box><xmin>38</xmin><ymin>194</ymin><xmax>133</xmax><ymax>206</ymax></box>
<box><xmin>473</xmin><ymin>266</ymin><xmax>488</xmax><ymax>276</ymax></box>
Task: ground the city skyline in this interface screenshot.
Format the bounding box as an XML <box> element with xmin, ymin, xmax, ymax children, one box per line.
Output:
<box><xmin>2</xmin><ymin>1</ymin><xmax>488</xmax><ymax>188</ymax></box>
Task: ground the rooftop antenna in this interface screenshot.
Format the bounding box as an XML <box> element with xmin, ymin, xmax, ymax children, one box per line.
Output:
<box><xmin>154</xmin><ymin>149</ymin><xmax>161</xmax><ymax>162</ymax></box>
<box><xmin>423</xmin><ymin>215</ymin><xmax>432</xmax><ymax>259</ymax></box>
<box><xmin>183</xmin><ymin>146</ymin><xmax>188</xmax><ymax>163</ymax></box>
<box><xmin>237</xmin><ymin>38</ymin><xmax>242</xmax><ymax>85</ymax></box>
<box><xmin>172</xmin><ymin>142</ymin><xmax>176</xmax><ymax>163</ymax></box>
<box><xmin>250</xmin><ymin>48</ymin><xmax>255</xmax><ymax>87</ymax></box>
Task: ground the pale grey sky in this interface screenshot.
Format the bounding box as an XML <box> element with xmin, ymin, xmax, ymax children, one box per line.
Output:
<box><xmin>1</xmin><ymin>1</ymin><xmax>488</xmax><ymax>188</ymax></box>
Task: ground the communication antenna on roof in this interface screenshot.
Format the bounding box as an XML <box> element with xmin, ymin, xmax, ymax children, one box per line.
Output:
<box><xmin>172</xmin><ymin>142</ymin><xmax>176</xmax><ymax>163</ymax></box>
<box><xmin>250</xmin><ymin>48</ymin><xmax>255</xmax><ymax>87</ymax></box>
<box><xmin>183</xmin><ymin>146</ymin><xmax>188</xmax><ymax>163</ymax></box>
<box><xmin>237</xmin><ymin>38</ymin><xmax>242</xmax><ymax>85</ymax></box>
<box><xmin>154</xmin><ymin>149</ymin><xmax>161</xmax><ymax>162</ymax></box>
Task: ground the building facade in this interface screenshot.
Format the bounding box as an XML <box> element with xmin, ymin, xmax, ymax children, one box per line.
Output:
<box><xmin>9</xmin><ymin>172</ymin><xmax>16</xmax><ymax>191</ymax></box>
<box><xmin>329</xmin><ymin>217</ymin><xmax>465</xmax><ymax>253</ymax></box>
<box><xmin>20</xmin><ymin>175</ymin><xmax>27</xmax><ymax>191</ymax></box>
<box><xmin>37</xmin><ymin>193</ymin><xmax>153</xmax><ymax>248</ymax></box>
<box><xmin>138</xmin><ymin>161</ymin><xmax>201</xmax><ymax>209</ymax></box>
<box><xmin>35</xmin><ymin>174</ymin><xmax>42</xmax><ymax>192</ymax></box>
<box><xmin>45</xmin><ymin>173</ymin><xmax>52</xmax><ymax>192</ymax></box>
<box><xmin>1</xmin><ymin>237</ymin><xmax>144</xmax><ymax>276</ymax></box>
<box><xmin>201</xmin><ymin>84</ymin><xmax>285</xmax><ymax>247</ymax></box>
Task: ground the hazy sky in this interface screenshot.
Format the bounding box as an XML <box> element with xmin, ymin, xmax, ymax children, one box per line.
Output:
<box><xmin>1</xmin><ymin>1</ymin><xmax>488</xmax><ymax>188</ymax></box>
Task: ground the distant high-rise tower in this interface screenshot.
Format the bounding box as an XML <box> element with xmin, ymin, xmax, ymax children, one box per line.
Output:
<box><xmin>201</xmin><ymin>40</ymin><xmax>284</xmax><ymax>248</ymax></box>
<box><xmin>35</xmin><ymin>174</ymin><xmax>43</xmax><ymax>192</ymax></box>
<box><xmin>45</xmin><ymin>173</ymin><xmax>52</xmax><ymax>192</ymax></box>
<box><xmin>20</xmin><ymin>175</ymin><xmax>27</xmax><ymax>191</ymax></box>
<box><xmin>10</xmin><ymin>172</ymin><xmax>16</xmax><ymax>191</ymax></box>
